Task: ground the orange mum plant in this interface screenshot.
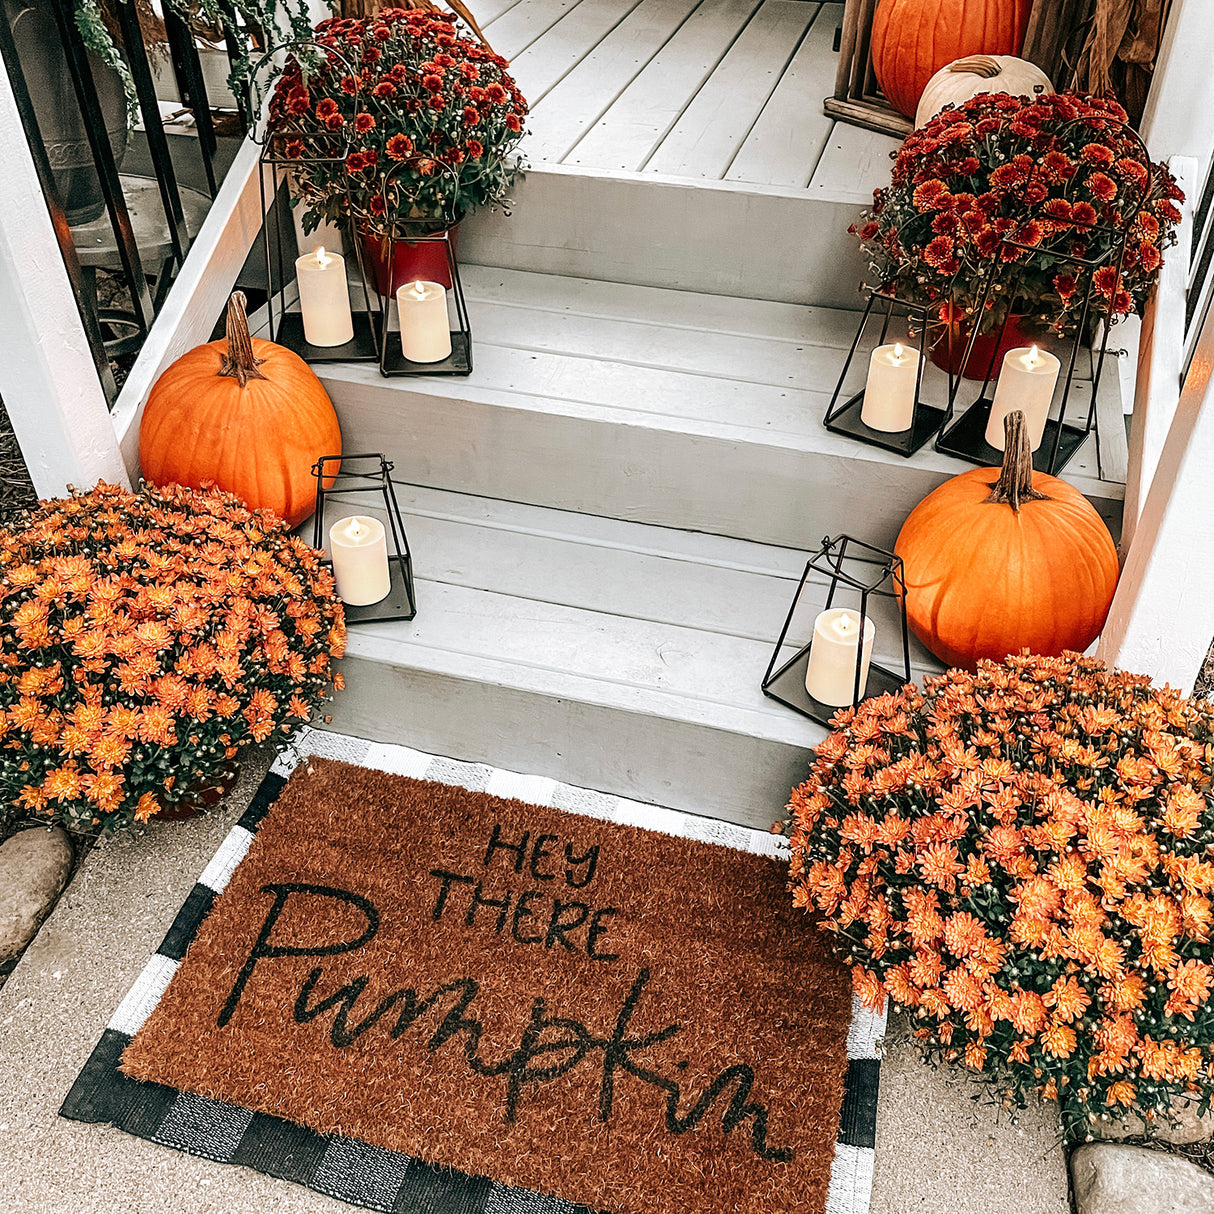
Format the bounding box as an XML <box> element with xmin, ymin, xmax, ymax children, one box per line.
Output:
<box><xmin>0</xmin><ymin>482</ymin><xmax>346</xmax><ymax>835</ymax></box>
<box><xmin>788</xmin><ymin>652</ymin><xmax>1214</xmax><ymax>1135</ymax></box>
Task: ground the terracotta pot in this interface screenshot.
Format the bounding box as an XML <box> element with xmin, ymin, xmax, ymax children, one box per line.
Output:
<box><xmin>154</xmin><ymin>763</ymin><xmax>240</xmax><ymax>822</ymax></box>
<box><xmin>360</xmin><ymin>224</ymin><xmax>460</xmax><ymax>294</ymax></box>
<box><xmin>930</xmin><ymin>313</ymin><xmax>1037</xmax><ymax>381</ymax></box>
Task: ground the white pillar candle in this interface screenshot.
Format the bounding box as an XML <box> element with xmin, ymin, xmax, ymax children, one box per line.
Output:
<box><xmin>295</xmin><ymin>246</ymin><xmax>353</xmax><ymax>347</ymax></box>
<box><xmin>397</xmin><ymin>279</ymin><xmax>452</xmax><ymax>363</ymax></box>
<box><xmin>985</xmin><ymin>344</ymin><xmax>1061</xmax><ymax>451</ymax></box>
<box><xmin>329</xmin><ymin>515</ymin><xmax>392</xmax><ymax>607</ymax></box>
<box><xmin>861</xmin><ymin>341</ymin><xmax>920</xmax><ymax>432</ymax></box>
<box><xmin>805</xmin><ymin>607</ymin><xmax>876</xmax><ymax>708</ymax></box>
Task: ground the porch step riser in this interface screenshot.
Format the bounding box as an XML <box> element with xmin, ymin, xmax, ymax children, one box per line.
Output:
<box><xmin>327</xmin><ymin>652</ymin><xmax>811</xmax><ymax>829</ymax></box>
<box><xmin>460</xmin><ymin>166</ymin><xmax>869</xmax><ymax>308</ymax></box>
<box><xmin>324</xmin><ymin>375</ymin><xmax>1125</xmax><ymax>550</ymax></box>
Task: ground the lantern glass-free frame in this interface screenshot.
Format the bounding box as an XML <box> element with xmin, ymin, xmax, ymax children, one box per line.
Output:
<box><xmin>373</xmin><ymin>159</ymin><xmax>473</xmax><ymax>378</ymax></box>
<box><xmin>823</xmin><ymin>288</ymin><xmax>951</xmax><ymax>457</ymax></box>
<box><xmin>244</xmin><ymin>42</ymin><xmax>382</xmax><ymax>364</ymax></box>
<box><xmin>762</xmin><ymin>535</ymin><xmax>911</xmax><ymax>727</ymax></box>
<box><xmin>311</xmin><ymin>453</ymin><xmax>417</xmax><ymax>624</ymax></box>
<box><xmin>934</xmin><ymin>119</ymin><xmax>1153</xmax><ymax>477</ymax></box>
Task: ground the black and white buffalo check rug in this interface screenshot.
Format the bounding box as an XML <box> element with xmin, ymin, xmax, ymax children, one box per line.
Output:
<box><xmin>61</xmin><ymin>728</ymin><xmax>884</xmax><ymax>1214</ymax></box>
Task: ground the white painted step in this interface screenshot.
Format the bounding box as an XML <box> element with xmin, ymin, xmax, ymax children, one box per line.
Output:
<box><xmin>324</xmin><ymin>482</ymin><xmax>944</xmax><ymax>828</ymax></box>
<box><xmin>460</xmin><ymin>161</ymin><xmax>869</xmax><ymax>306</ymax></box>
<box><xmin>320</xmin><ymin>266</ymin><xmax>1126</xmax><ymax>551</ymax></box>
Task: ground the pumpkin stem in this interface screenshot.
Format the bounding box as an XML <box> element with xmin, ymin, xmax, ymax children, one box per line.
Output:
<box><xmin>218</xmin><ymin>292</ymin><xmax>268</xmax><ymax>388</ymax></box>
<box><xmin>947</xmin><ymin>54</ymin><xmax>1002</xmax><ymax>78</ymax></box>
<box><xmin>984</xmin><ymin>411</ymin><xmax>1050</xmax><ymax>513</ymax></box>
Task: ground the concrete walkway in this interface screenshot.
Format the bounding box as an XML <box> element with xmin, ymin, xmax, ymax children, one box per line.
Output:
<box><xmin>0</xmin><ymin>749</ymin><xmax>1070</xmax><ymax>1214</ymax></box>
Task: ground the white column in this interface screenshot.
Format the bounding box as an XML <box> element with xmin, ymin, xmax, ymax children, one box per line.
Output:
<box><xmin>1121</xmin><ymin>156</ymin><xmax>1198</xmax><ymax>552</ymax></box>
<box><xmin>1140</xmin><ymin>0</ymin><xmax>1214</xmax><ymax>187</ymax></box>
<box><xmin>0</xmin><ymin>63</ymin><xmax>128</xmax><ymax>496</ymax></box>
<box><xmin>1096</xmin><ymin>301</ymin><xmax>1214</xmax><ymax>693</ymax></box>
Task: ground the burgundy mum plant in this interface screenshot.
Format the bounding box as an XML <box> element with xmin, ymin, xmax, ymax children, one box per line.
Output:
<box><xmin>268</xmin><ymin>7</ymin><xmax>528</xmax><ymax>234</ymax></box>
<box><xmin>851</xmin><ymin>91</ymin><xmax>1183</xmax><ymax>336</ymax></box>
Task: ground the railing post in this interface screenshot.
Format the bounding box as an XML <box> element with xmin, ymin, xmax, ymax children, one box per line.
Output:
<box><xmin>1096</xmin><ymin>299</ymin><xmax>1214</xmax><ymax>693</ymax></box>
<box><xmin>0</xmin><ymin>56</ymin><xmax>128</xmax><ymax>497</ymax></box>
<box><xmin>1121</xmin><ymin>156</ymin><xmax>1198</xmax><ymax>552</ymax></box>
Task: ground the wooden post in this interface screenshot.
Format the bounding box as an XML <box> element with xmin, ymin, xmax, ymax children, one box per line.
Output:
<box><xmin>1096</xmin><ymin>298</ymin><xmax>1214</xmax><ymax>693</ymax></box>
<box><xmin>0</xmin><ymin>62</ymin><xmax>128</xmax><ymax>497</ymax></box>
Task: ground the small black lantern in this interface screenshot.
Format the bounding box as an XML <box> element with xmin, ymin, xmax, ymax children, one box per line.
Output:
<box><xmin>933</xmin><ymin>119</ymin><xmax>1152</xmax><ymax>477</ymax></box>
<box><xmin>823</xmin><ymin>288</ymin><xmax>950</xmax><ymax>457</ymax></box>
<box><xmin>373</xmin><ymin>160</ymin><xmax>472</xmax><ymax>378</ymax></box>
<box><xmin>762</xmin><ymin>535</ymin><xmax>912</xmax><ymax>727</ymax></box>
<box><xmin>245</xmin><ymin>42</ymin><xmax>382</xmax><ymax>364</ymax></box>
<box><xmin>311</xmin><ymin>453</ymin><xmax>417</xmax><ymax>624</ymax></box>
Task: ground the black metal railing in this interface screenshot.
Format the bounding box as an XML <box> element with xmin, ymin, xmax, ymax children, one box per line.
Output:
<box><xmin>0</xmin><ymin>0</ymin><xmax>246</xmax><ymax>404</ymax></box>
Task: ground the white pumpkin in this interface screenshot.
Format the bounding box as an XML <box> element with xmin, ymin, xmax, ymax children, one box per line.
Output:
<box><xmin>914</xmin><ymin>54</ymin><xmax>1054</xmax><ymax>129</ymax></box>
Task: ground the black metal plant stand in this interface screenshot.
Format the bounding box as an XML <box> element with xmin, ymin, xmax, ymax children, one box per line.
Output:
<box><xmin>311</xmin><ymin>453</ymin><xmax>417</xmax><ymax>623</ymax></box>
<box><xmin>934</xmin><ymin>118</ymin><xmax>1152</xmax><ymax>478</ymax></box>
<box><xmin>823</xmin><ymin>289</ymin><xmax>951</xmax><ymax>457</ymax></box>
<box><xmin>245</xmin><ymin>42</ymin><xmax>381</xmax><ymax>364</ymax></box>
<box><xmin>762</xmin><ymin>535</ymin><xmax>911</xmax><ymax>727</ymax></box>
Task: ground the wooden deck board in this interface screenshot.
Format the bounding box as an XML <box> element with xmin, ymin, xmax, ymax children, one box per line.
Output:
<box><xmin>483</xmin><ymin>0</ymin><xmax>584</xmax><ymax>62</ymax></box>
<box><xmin>724</xmin><ymin>1</ymin><xmax>837</xmax><ymax>188</ymax></box>
<box><xmin>565</xmin><ymin>0</ymin><xmax>765</xmax><ymax>172</ymax></box>
<box><xmin>523</xmin><ymin>0</ymin><xmax>703</xmax><ymax>164</ymax></box>
<box><xmin>505</xmin><ymin>0</ymin><xmax>646</xmax><ymax>104</ymax></box>
<box><xmin>644</xmin><ymin>0</ymin><xmax>817</xmax><ymax>179</ymax></box>
<box><xmin>807</xmin><ymin>119</ymin><xmax>903</xmax><ymax>203</ymax></box>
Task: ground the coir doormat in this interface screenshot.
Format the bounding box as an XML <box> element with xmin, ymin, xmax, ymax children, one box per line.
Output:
<box><xmin>62</xmin><ymin>733</ymin><xmax>883</xmax><ymax>1214</ymax></box>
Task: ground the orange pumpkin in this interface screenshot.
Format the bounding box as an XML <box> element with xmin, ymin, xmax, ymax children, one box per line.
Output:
<box><xmin>870</xmin><ymin>0</ymin><xmax>1033</xmax><ymax>120</ymax></box>
<box><xmin>894</xmin><ymin>412</ymin><xmax>1119</xmax><ymax>670</ymax></box>
<box><xmin>140</xmin><ymin>292</ymin><xmax>341</xmax><ymax>528</ymax></box>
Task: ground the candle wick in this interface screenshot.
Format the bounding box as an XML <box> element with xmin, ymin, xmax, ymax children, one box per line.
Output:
<box><xmin>1027</xmin><ymin>344</ymin><xmax>1040</xmax><ymax>367</ymax></box>
<box><xmin>412</xmin><ymin>281</ymin><xmax>426</xmax><ymax>299</ymax></box>
<box><xmin>893</xmin><ymin>341</ymin><xmax>904</xmax><ymax>360</ymax></box>
<box><xmin>315</xmin><ymin>245</ymin><xmax>328</xmax><ymax>268</ymax></box>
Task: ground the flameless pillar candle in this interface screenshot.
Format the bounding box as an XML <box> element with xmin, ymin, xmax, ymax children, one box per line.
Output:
<box><xmin>804</xmin><ymin>607</ymin><xmax>876</xmax><ymax>707</ymax></box>
<box><xmin>985</xmin><ymin>344</ymin><xmax>1061</xmax><ymax>451</ymax></box>
<box><xmin>295</xmin><ymin>246</ymin><xmax>354</xmax><ymax>347</ymax></box>
<box><xmin>860</xmin><ymin>341</ymin><xmax>920</xmax><ymax>432</ymax></box>
<box><xmin>329</xmin><ymin>515</ymin><xmax>392</xmax><ymax>606</ymax></box>
<box><xmin>397</xmin><ymin>279</ymin><xmax>452</xmax><ymax>363</ymax></box>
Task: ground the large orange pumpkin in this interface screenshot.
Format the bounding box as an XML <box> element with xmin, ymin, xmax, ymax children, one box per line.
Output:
<box><xmin>140</xmin><ymin>292</ymin><xmax>341</xmax><ymax>528</ymax></box>
<box><xmin>871</xmin><ymin>0</ymin><xmax>1033</xmax><ymax>120</ymax></box>
<box><xmin>894</xmin><ymin>412</ymin><xmax>1119</xmax><ymax>670</ymax></box>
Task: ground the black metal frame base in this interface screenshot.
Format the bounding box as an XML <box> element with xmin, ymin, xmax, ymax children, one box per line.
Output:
<box><xmin>380</xmin><ymin>330</ymin><xmax>472</xmax><ymax>377</ymax></box>
<box><xmin>824</xmin><ymin>391</ymin><xmax>948</xmax><ymax>457</ymax></box>
<box><xmin>763</xmin><ymin>644</ymin><xmax>906</xmax><ymax>727</ymax></box>
<box><xmin>936</xmin><ymin>397</ymin><xmax>1091</xmax><ymax>473</ymax></box>
<box><xmin>323</xmin><ymin>553</ymin><xmax>416</xmax><ymax>624</ymax></box>
<box><xmin>273</xmin><ymin>309</ymin><xmax>380</xmax><ymax>364</ymax></box>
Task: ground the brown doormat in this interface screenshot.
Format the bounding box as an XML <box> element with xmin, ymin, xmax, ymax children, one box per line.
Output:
<box><xmin>120</xmin><ymin>758</ymin><xmax>852</xmax><ymax>1214</ymax></box>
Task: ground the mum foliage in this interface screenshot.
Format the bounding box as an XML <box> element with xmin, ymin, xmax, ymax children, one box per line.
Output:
<box><xmin>0</xmin><ymin>483</ymin><xmax>346</xmax><ymax>835</ymax></box>
<box><xmin>267</xmin><ymin>7</ymin><xmax>527</xmax><ymax>234</ymax></box>
<box><xmin>852</xmin><ymin>91</ymin><xmax>1183</xmax><ymax>336</ymax></box>
<box><xmin>788</xmin><ymin>653</ymin><xmax>1214</xmax><ymax>1135</ymax></box>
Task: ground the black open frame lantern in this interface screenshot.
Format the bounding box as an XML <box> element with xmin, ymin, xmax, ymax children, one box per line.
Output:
<box><xmin>823</xmin><ymin>288</ymin><xmax>952</xmax><ymax>457</ymax></box>
<box><xmin>244</xmin><ymin>42</ymin><xmax>382</xmax><ymax>364</ymax></box>
<box><xmin>934</xmin><ymin>118</ymin><xmax>1152</xmax><ymax>477</ymax></box>
<box><xmin>762</xmin><ymin>535</ymin><xmax>912</xmax><ymax>727</ymax></box>
<box><xmin>311</xmin><ymin>453</ymin><xmax>417</xmax><ymax>624</ymax></box>
<box><xmin>374</xmin><ymin>159</ymin><xmax>473</xmax><ymax>378</ymax></box>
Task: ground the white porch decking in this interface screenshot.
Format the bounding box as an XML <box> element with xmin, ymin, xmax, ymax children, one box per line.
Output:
<box><xmin>481</xmin><ymin>0</ymin><xmax>888</xmax><ymax>197</ymax></box>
